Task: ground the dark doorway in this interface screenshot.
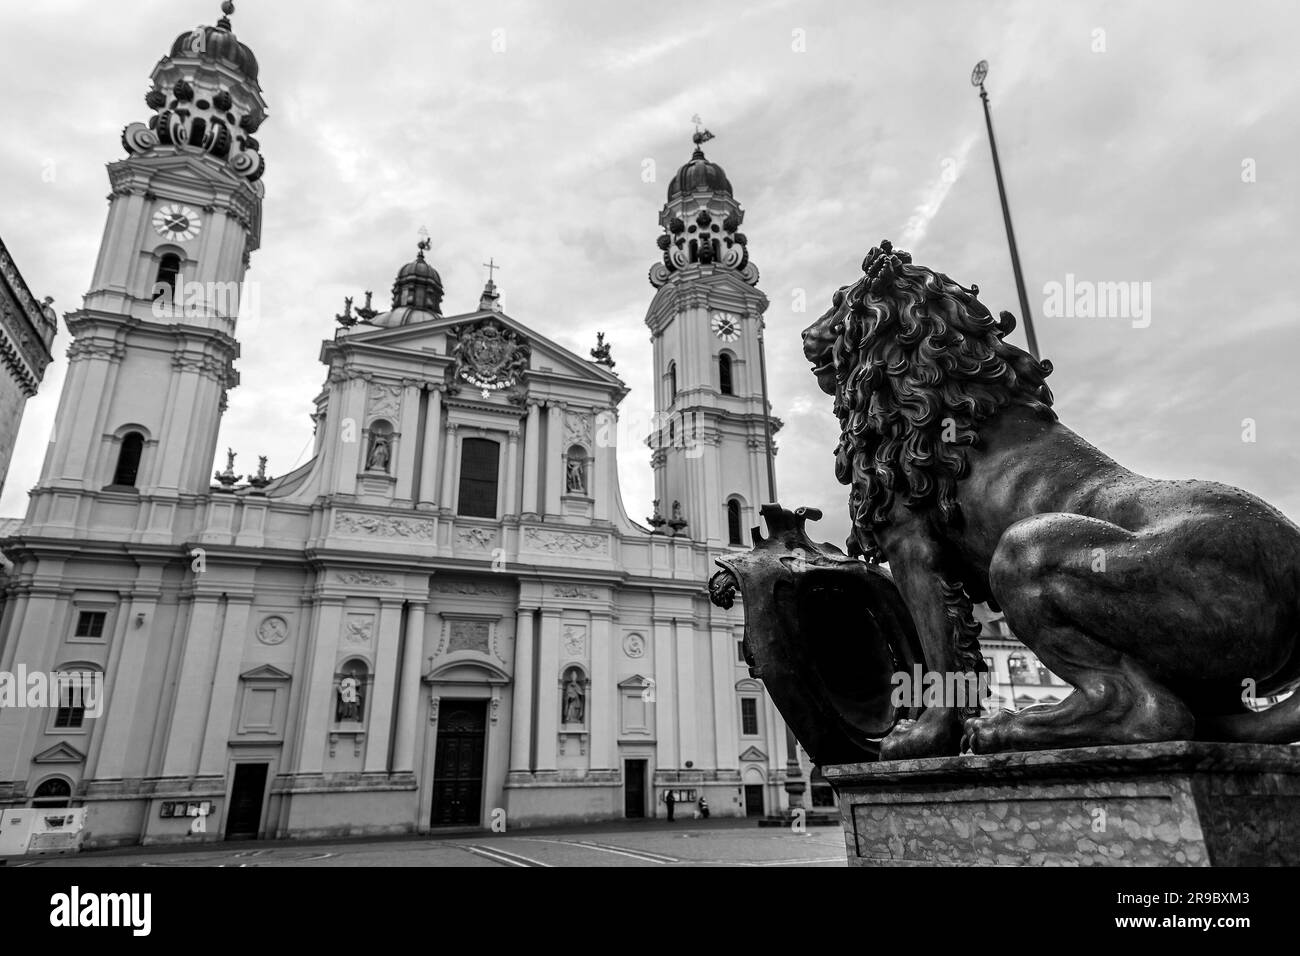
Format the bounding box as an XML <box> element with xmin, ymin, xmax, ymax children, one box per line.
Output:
<box><xmin>744</xmin><ymin>783</ymin><xmax>765</xmax><ymax>818</ymax></box>
<box><xmin>431</xmin><ymin>701</ymin><xmax>487</xmax><ymax>827</ymax></box>
<box><xmin>226</xmin><ymin>763</ymin><xmax>268</xmax><ymax>839</ymax></box>
<box><xmin>624</xmin><ymin>760</ymin><xmax>646</xmax><ymax>818</ymax></box>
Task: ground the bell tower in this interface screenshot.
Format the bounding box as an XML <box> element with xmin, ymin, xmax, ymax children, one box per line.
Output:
<box><xmin>36</xmin><ymin>2</ymin><xmax>267</xmax><ymax>501</ymax></box>
<box><xmin>644</xmin><ymin>130</ymin><xmax>779</xmax><ymax>546</ymax></box>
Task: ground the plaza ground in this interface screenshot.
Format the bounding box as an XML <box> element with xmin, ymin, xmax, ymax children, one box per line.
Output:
<box><xmin>7</xmin><ymin>818</ymin><xmax>848</xmax><ymax>868</ymax></box>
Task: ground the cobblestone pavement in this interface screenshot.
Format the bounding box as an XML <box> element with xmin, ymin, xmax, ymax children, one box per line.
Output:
<box><xmin>12</xmin><ymin>818</ymin><xmax>848</xmax><ymax>867</ymax></box>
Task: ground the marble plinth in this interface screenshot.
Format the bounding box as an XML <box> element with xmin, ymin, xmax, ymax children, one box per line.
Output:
<box><xmin>824</xmin><ymin>741</ymin><xmax>1300</xmax><ymax>866</ymax></box>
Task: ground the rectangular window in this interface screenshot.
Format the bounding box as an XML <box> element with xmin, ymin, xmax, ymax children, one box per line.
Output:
<box><xmin>736</xmin><ymin>639</ymin><xmax>746</xmax><ymax>663</ymax></box>
<box><xmin>740</xmin><ymin>697</ymin><xmax>759</xmax><ymax>736</ymax></box>
<box><xmin>74</xmin><ymin>611</ymin><xmax>107</xmax><ymax>639</ymax></box>
<box><xmin>457</xmin><ymin>437</ymin><xmax>500</xmax><ymax>519</ymax></box>
<box><xmin>53</xmin><ymin>679</ymin><xmax>88</xmax><ymax>729</ymax></box>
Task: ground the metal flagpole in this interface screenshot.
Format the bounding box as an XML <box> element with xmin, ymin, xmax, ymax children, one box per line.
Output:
<box><xmin>972</xmin><ymin>60</ymin><xmax>1039</xmax><ymax>360</ymax></box>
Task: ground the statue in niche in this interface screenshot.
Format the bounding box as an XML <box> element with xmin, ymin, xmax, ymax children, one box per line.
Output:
<box><xmin>366</xmin><ymin>434</ymin><xmax>391</xmax><ymax>472</ymax></box>
<box><xmin>566</xmin><ymin>452</ymin><xmax>586</xmax><ymax>494</ymax></box>
<box><xmin>562</xmin><ymin>670</ymin><xmax>585</xmax><ymax>724</ymax></box>
<box><xmin>336</xmin><ymin>670</ymin><xmax>365</xmax><ymax>722</ymax></box>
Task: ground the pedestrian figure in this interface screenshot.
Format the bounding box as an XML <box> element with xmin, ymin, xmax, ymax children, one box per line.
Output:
<box><xmin>665</xmin><ymin>788</ymin><xmax>676</xmax><ymax>822</ymax></box>
<box><xmin>699</xmin><ymin>796</ymin><xmax>710</xmax><ymax>819</ymax></box>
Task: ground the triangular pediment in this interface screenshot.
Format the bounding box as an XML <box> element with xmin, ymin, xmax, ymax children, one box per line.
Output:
<box><xmin>240</xmin><ymin>664</ymin><xmax>292</xmax><ymax>682</ymax></box>
<box><xmin>332</xmin><ymin>309</ymin><xmax>626</xmax><ymax>391</ymax></box>
<box><xmin>33</xmin><ymin>742</ymin><xmax>86</xmax><ymax>764</ymax></box>
<box><xmin>738</xmin><ymin>745</ymin><xmax>767</xmax><ymax>763</ymax></box>
<box><xmin>618</xmin><ymin>674</ymin><xmax>653</xmax><ymax>689</ymax></box>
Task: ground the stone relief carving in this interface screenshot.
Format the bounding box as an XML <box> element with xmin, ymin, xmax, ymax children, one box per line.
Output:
<box><xmin>456</xmin><ymin>527</ymin><xmax>495</xmax><ymax>549</ymax></box>
<box><xmin>553</xmin><ymin>585</ymin><xmax>599</xmax><ymax>599</ymax></box>
<box><xmin>336</xmin><ymin>571</ymin><xmax>397</xmax><ymax>587</ymax></box>
<box><xmin>431</xmin><ymin>581</ymin><xmax>507</xmax><ymax>596</ymax></box>
<box><xmin>344</xmin><ymin>614</ymin><xmax>375</xmax><ymax>646</ymax></box>
<box><xmin>562</xmin><ymin>624</ymin><xmax>587</xmax><ymax>658</ymax></box>
<box><xmin>255</xmin><ymin>615</ymin><xmax>289</xmax><ymax>646</ymax></box>
<box><xmin>366</xmin><ymin>382</ymin><xmax>403</xmax><ymax>421</ymax></box>
<box><xmin>563</xmin><ymin>408</ymin><xmax>593</xmax><ymax>449</ymax></box>
<box><xmin>334</xmin><ymin>511</ymin><xmax>436</xmax><ymax>540</ymax></box>
<box><xmin>523</xmin><ymin>527</ymin><xmax>608</xmax><ymax>555</ymax></box>
<box><xmin>623</xmin><ymin>632</ymin><xmax>646</xmax><ymax>659</ymax></box>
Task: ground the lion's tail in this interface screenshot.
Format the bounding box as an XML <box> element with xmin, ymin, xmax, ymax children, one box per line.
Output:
<box><xmin>1198</xmin><ymin>682</ymin><xmax>1300</xmax><ymax>744</ymax></box>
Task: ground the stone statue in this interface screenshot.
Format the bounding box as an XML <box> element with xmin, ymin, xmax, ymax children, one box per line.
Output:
<box><xmin>566</xmin><ymin>454</ymin><xmax>585</xmax><ymax>494</ymax></box>
<box><xmin>337</xmin><ymin>671</ymin><xmax>364</xmax><ymax>722</ymax></box>
<box><xmin>714</xmin><ymin>239</ymin><xmax>1300</xmax><ymax>762</ymax></box>
<box><xmin>366</xmin><ymin>435</ymin><xmax>390</xmax><ymax>472</ymax></box>
<box><xmin>563</xmin><ymin>672</ymin><xmax>585</xmax><ymax>724</ymax></box>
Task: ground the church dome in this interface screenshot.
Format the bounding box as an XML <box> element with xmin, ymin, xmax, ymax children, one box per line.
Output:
<box><xmin>396</xmin><ymin>254</ymin><xmax>442</xmax><ymax>286</ymax></box>
<box><xmin>667</xmin><ymin>147</ymin><xmax>732</xmax><ymax>201</ymax></box>
<box><xmin>375</xmin><ymin>239</ymin><xmax>444</xmax><ymax>323</ymax></box>
<box><xmin>168</xmin><ymin>3</ymin><xmax>259</xmax><ymax>82</ymax></box>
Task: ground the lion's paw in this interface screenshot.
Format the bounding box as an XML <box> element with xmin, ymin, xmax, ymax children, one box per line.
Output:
<box><xmin>880</xmin><ymin>712</ymin><xmax>961</xmax><ymax>760</ymax></box>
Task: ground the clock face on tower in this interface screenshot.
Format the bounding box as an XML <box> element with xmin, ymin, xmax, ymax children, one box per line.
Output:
<box><xmin>152</xmin><ymin>203</ymin><xmax>202</xmax><ymax>242</ymax></box>
<box><xmin>711</xmin><ymin>312</ymin><xmax>740</xmax><ymax>342</ymax></box>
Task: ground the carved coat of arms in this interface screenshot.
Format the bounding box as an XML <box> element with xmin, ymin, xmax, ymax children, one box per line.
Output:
<box><xmin>450</xmin><ymin>320</ymin><xmax>530</xmax><ymax>396</ymax></box>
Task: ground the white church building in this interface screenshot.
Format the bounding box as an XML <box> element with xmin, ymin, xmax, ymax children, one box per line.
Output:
<box><xmin>0</xmin><ymin>6</ymin><xmax>822</xmax><ymax>845</ymax></box>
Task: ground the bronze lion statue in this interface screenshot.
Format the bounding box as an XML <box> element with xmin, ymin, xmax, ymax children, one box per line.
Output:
<box><xmin>800</xmin><ymin>239</ymin><xmax>1300</xmax><ymax>758</ymax></box>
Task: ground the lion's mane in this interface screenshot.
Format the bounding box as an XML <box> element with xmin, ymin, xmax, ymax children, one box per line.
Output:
<box><xmin>831</xmin><ymin>243</ymin><xmax>1056</xmax><ymax>559</ymax></box>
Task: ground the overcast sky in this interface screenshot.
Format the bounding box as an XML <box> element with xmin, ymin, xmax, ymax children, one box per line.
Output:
<box><xmin>2</xmin><ymin>0</ymin><xmax>1298</xmax><ymax>550</ymax></box>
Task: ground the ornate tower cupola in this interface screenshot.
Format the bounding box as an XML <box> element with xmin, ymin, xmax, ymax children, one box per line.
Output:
<box><xmin>121</xmin><ymin>0</ymin><xmax>267</xmax><ymax>185</ymax></box>
<box><xmin>643</xmin><ymin>127</ymin><xmax>778</xmax><ymax>548</ymax></box>
<box><xmin>649</xmin><ymin>129</ymin><xmax>758</xmax><ymax>289</ymax></box>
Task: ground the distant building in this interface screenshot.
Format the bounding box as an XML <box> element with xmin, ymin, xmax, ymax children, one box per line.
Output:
<box><xmin>0</xmin><ymin>236</ymin><xmax>57</xmax><ymax>497</ymax></box>
<box><xmin>973</xmin><ymin>603</ymin><xmax>1072</xmax><ymax>713</ymax></box>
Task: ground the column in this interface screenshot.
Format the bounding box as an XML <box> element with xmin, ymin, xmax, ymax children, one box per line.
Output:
<box><xmin>297</xmin><ymin>598</ymin><xmax>344</xmax><ymax>774</ymax></box>
<box><xmin>160</xmin><ymin>595</ymin><xmax>223</xmax><ymax>777</ymax></box>
<box><xmin>710</xmin><ymin>625</ymin><xmax>738</xmax><ymax>774</ymax></box>
<box><xmin>543</xmin><ymin>403</ymin><xmax>563</xmax><ymax>516</ymax></box>
<box><xmin>392</xmin><ymin>600</ymin><xmax>427</xmax><ymax>773</ymax></box>
<box><xmin>504</xmin><ymin>429</ymin><xmax>520</xmax><ymax>517</ymax></box>
<box><xmin>199</xmin><ymin>596</ymin><xmax>255</xmax><ymax>775</ymax></box>
<box><xmin>521</xmin><ymin>401</ymin><xmax>541</xmax><ymax>517</ymax></box>
<box><xmin>674</xmin><ymin>619</ymin><xmax>698</xmax><ymax>768</ymax></box>
<box><xmin>395</xmin><ymin>381</ymin><xmax>421</xmax><ymax>501</ymax></box>
<box><xmin>417</xmin><ymin>388</ymin><xmax>442</xmax><ymax>508</ymax></box>
<box><xmin>534</xmin><ymin>609</ymin><xmax>561</xmax><ymax>771</ymax></box>
<box><xmin>336</xmin><ymin>377</ymin><xmax>369</xmax><ymax>496</ymax></box>
<box><xmin>589</xmin><ymin>611</ymin><xmax>613</xmax><ymax>770</ymax></box>
<box><xmin>508</xmin><ymin>608</ymin><xmax>535</xmax><ymax>773</ymax></box>
<box><xmin>439</xmin><ymin>422</ymin><xmax>459</xmax><ymax>512</ymax></box>
<box><xmin>364</xmin><ymin>600</ymin><xmax>405</xmax><ymax>773</ymax></box>
<box><xmin>652</xmin><ymin>616</ymin><xmax>677</xmax><ymax>770</ymax></box>
<box><xmin>594</xmin><ymin>407</ymin><xmax>613</xmax><ymax>522</ymax></box>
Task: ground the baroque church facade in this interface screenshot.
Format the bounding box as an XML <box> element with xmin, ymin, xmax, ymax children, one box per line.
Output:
<box><xmin>0</xmin><ymin>7</ymin><xmax>817</xmax><ymax>844</ymax></box>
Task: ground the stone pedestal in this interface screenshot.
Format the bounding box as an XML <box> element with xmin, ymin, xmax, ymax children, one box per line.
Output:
<box><xmin>824</xmin><ymin>741</ymin><xmax>1300</xmax><ymax>866</ymax></box>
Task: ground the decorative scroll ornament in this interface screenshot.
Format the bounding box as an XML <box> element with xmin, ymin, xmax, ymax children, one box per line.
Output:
<box><xmin>449</xmin><ymin>319</ymin><xmax>530</xmax><ymax>397</ymax></box>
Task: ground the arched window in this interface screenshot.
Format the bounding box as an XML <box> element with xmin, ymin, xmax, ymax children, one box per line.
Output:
<box><xmin>727</xmin><ymin>498</ymin><xmax>744</xmax><ymax>545</ymax></box>
<box><xmin>154</xmin><ymin>253</ymin><xmax>181</xmax><ymax>300</ymax></box>
<box><xmin>719</xmin><ymin>353</ymin><xmax>734</xmax><ymax>395</ymax></box>
<box><xmin>31</xmin><ymin>777</ymin><xmax>73</xmax><ymax>809</ymax></box>
<box><xmin>112</xmin><ymin>432</ymin><xmax>144</xmax><ymax>487</ymax></box>
<box><xmin>458</xmin><ymin>437</ymin><xmax>500</xmax><ymax>518</ymax></box>
<box><xmin>667</xmin><ymin>362</ymin><xmax>677</xmax><ymax>402</ymax></box>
